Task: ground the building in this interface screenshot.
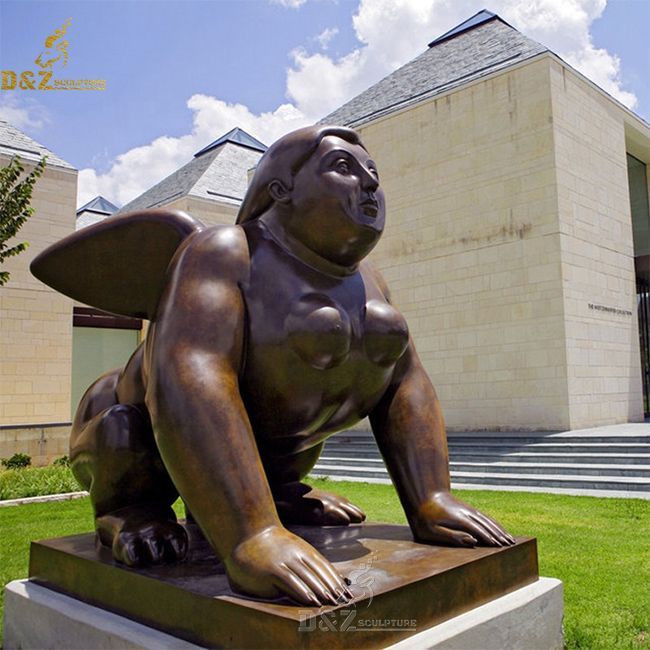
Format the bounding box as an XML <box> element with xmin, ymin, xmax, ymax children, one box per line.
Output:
<box><xmin>0</xmin><ymin>119</ymin><xmax>77</xmax><ymax>463</ymax></box>
<box><xmin>76</xmin><ymin>195</ymin><xmax>118</xmax><ymax>230</ymax></box>
<box><xmin>321</xmin><ymin>10</ymin><xmax>650</xmax><ymax>431</ymax></box>
<box><xmin>117</xmin><ymin>126</ymin><xmax>266</xmax><ymax>224</ymax></box>
<box><xmin>113</xmin><ymin>11</ymin><xmax>649</xmax><ymax>432</ymax></box>
<box><xmin>66</xmin><ymin>127</ymin><xmax>268</xmax><ymax>413</ymax></box>
<box><xmin>3</xmin><ymin>10</ymin><xmax>650</xmax><ymax>463</ymax></box>
<box><xmin>0</xmin><ymin>125</ymin><xmax>267</xmax><ymax>464</ymax></box>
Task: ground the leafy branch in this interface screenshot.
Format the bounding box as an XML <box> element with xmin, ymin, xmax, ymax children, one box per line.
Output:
<box><xmin>0</xmin><ymin>155</ymin><xmax>47</xmax><ymax>286</ymax></box>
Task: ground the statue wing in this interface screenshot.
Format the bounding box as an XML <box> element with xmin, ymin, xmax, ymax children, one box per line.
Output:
<box><xmin>31</xmin><ymin>208</ymin><xmax>204</xmax><ymax>319</ymax></box>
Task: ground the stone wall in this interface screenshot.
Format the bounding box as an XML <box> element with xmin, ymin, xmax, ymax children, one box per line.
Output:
<box><xmin>0</xmin><ymin>157</ymin><xmax>77</xmax><ymax>426</ymax></box>
<box><xmin>167</xmin><ymin>195</ymin><xmax>239</xmax><ymax>227</ymax></box>
<box><xmin>0</xmin><ymin>423</ymin><xmax>70</xmax><ymax>466</ymax></box>
<box><xmin>357</xmin><ymin>57</ymin><xmax>571</xmax><ymax>430</ymax></box>
<box><xmin>549</xmin><ymin>60</ymin><xmax>644</xmax><ymax>427</ymax></box>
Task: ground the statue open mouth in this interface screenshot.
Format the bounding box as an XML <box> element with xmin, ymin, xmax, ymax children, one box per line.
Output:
<box><xmin>360</xmin><ymin>199</ymin><xmax>379</xmax><ymax>217</ymax></box>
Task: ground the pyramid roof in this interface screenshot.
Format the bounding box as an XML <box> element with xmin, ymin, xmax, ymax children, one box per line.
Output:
<box><xmin>322</xmin><ymin>11</ymin><xmax>547</xmax><ymax>128</ymax></box>
<box><xmin>118</xmin><ymin>129</ymin><xmax>266</xmax><ymax>214</ymax></box>
<box><xmin>76</xmin><ymin>195</ymin><xmax>119</xmax><ymax>216</ymax></box>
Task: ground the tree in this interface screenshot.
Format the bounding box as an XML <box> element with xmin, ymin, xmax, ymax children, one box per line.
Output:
<box><xmin>0</xmin><ymin>155</ymin><xmax>47</xmax><ymax>286</ymax></box>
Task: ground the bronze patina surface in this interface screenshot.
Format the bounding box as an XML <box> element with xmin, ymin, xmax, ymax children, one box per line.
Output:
<box><xmin>31</xmin><ymin>126</ymin><xmax>516</xmax><ymax>607</ymax></box>
<box><xmin>29</xmin><ymin>523</ymin><xmax>538</xmax><ymax>649</ymax></box>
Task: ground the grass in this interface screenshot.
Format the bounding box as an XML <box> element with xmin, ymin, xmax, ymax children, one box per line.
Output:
<box><xmin>1</xmin><ymin>479</ymin><xmax>649</xmax><ymax>649</ymax></box>
<box><xmin>0</xmin><ymin>465</ymin><xmax>81</xmax><ymax>500</ymax></box>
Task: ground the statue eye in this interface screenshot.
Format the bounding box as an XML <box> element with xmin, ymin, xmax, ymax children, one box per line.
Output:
<box><xmin>369</xmin><ymin>167</ymin><xmax>379</xmax><ymax>179</ymax></box>
<box><xmin>335</xmin><ymin>159</ymin><xmax>350</xmax><ymax>174</ymax></box>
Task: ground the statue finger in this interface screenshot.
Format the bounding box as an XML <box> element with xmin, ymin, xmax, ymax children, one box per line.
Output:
<box><xmin>469</xmin><ymin>512</ymin><xmax>514</xmax><ymax>546</ymax></box>
<box><xmin>142</xmin><ymin>536</ymin><xmax>165</xmax><ymax>564</ymax></box>
<box><xmin>426</xmin><ymin>524</ymin><xmax>477</xmax><ymax>547</ymax></box>
<box><xmin>277</xmin><ymin>566</ymin><xmax>324</xmax><ymax>607</ymax></box>
<box><xmin>448</xmin><ymin>515</ymin><xmax>499</xmax><ymax>546</ymax></box>
<box><xmin>293</xmin><ymin>558</ymin><xmax>341</xmax><ymax>605</ymax></box>
<box><xmin>163</xmin><ymin>530</ymin><xmax>188</xmax><ymax>561</ymax></box>
<box><xmin>324</xmin><ymin>505</ymin><xmax>351</xmax><ymax>525</ymax></box>
<box><xmin>301</xmin><ymin>554</ymin><xmax>352</xmax><ymax>601</ymax></box>
<box><xmin>341</xmin><ymin>503</ymin><xmax>366</xmax><ymax>522</ymax></box>
<box><xmin>114</xmin><ymin>535</ymin><xmax>143</xmax><ymax>566</ymax></box>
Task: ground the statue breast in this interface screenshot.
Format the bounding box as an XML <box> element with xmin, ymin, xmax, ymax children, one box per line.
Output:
<box><xmin>363</xmin><ymin>299</ymin><xmax>409</xmax><ymax>366</ymax></box>
<box><xmin>284</xmin><ymin>293</ymin><xmax>408</xmax><ymax>370</ymax></box>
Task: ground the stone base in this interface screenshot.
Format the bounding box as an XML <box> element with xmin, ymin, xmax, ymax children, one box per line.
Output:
<box><xmin>3</xmin><ymin>577</ymin><xmax>563</xmax><ymax>649</ymax></box>
<box><xmin>16</xmin><ymin>523</ymin><xmax>544</xmax><ymax>648</ymax></box>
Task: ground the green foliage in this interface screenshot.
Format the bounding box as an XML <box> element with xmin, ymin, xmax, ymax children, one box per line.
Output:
<box><xmin>0</xmin><ymin>155</ymin><xmax>47</xmax><ymax>286</ymax></box>
<box><xmin>0</xmin><ymin>464</ymin><xmax>81</xmax><ymax>499</ymax></box>
<box><xmin>52</xmin><ymin>455</ymin><xmax>70</xmax><ymax>467</ymax></box>
<box><xmin>1</xmin><ymin>452</ymin><xmax>31</xmax><ymax>469</ymax></box>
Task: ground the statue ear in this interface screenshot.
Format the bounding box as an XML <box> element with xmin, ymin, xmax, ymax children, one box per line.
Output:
<box><xmin>268</xmin><ymin>180</ymin><xmax>291</xmax><ymax>204</ymax></box>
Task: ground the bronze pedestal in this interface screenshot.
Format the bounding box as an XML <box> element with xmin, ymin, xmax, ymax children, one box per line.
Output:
<box><xmin>29</xmin><ymin>523</ymin><xmax>538</xmax><ymax>649</ymax></box>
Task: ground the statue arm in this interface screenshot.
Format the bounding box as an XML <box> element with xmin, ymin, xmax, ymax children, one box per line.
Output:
<box><xmin>145</xmin><ymin>227</ymin><xmax>350</xmax><ymax>605</ymax></box>
<box><xmin>369</xmin><ymin>323</ymin><xmax>514</xmax><ymax>548</ymax></box>
<box><xmin>146</xmin><ymin>227</ymin><xmax>276</xmax><ymax>555</ymax></box>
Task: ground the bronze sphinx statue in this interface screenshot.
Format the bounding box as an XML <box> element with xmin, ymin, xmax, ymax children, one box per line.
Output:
<box><xmin>32</xmin><ymin>126</ymin><xmax>514</xmax><ymax>607</ymax></box>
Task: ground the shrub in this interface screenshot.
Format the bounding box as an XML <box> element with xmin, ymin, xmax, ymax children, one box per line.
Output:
<box><xmin>1</xmin><ymin>453</ymin><xmax>31</xmax><ymax>469</ymax></box>
<box><xmin>52</xmin><ymin>455</ymin><xmax>70</xmax><ymax>467</ymax></box>
<box><xmin>0</xmin><ymin>465</ymin><xmax>81</xmax><ymax>500</ymax></box>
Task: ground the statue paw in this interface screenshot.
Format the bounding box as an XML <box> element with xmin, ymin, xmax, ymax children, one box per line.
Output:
<box><xmin>96</xmin><ymin>507</ymin><xmax>188</xmax><ymax>566</ymax></box>
<box><xmin>275</xmin><ymin>483</ymin><xmax>366</xmax><ymax>526</ymax></box>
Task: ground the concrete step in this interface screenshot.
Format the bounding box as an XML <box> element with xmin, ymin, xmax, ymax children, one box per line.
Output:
<box><xmin>332</xmin><ymin>431</ymin><xmax>650</xmax><ymax>444</ymax></box>
<box><xmin>325</xmin><ymin>441</ymin><xmax>650</xmax><ymax>454</ymax></box>
<box><xmin>316</xmin><ymin>427</ymin><xmax>650</xmax><ymax>497</ymax></box>
<box><xmin>312</xmin><ymin>463</ymin><xmax>650</xmax><ymax>492</ymax></box>
<box><xmin>449</xmin><ymin>452</ymin><xmax>650</xmax><ymax>465</ymax></box>
<box><xmin>319</xmin><ymin>456</ymin><xmax>650</xmax><ymax>477</ymax></box>
<box><xmin>449</xmin><ymin>461</ymin><xmax>650</xmax><ymax>477</ymax></box>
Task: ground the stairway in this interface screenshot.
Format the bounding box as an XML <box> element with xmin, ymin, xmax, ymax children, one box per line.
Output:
<box><xmin>311</xmin><ymin>425</ymin><xmax>650</xmax><ymax>499</ymax></box>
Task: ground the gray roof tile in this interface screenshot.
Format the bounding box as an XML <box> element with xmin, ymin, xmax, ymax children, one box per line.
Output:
<box><xmin>194</xmin><ymin>127</ymin><xmax>267</xmax><ymax>157</ymax></box>
<box><xmin>321</xmin><ymin>16</ymin><xmax>547</xmax><ymax>128</ymax></box>
<box><xmin>117</xmin><ymin>139</ymin><xmax>263</xmax><ymax>214</ymax></box>
<box><xmin>76</xmin><ymin>195</ymin><xmax>118</xmax><ymax>216</ymax></box>
<box><xmin>0</xmin><ymin>119</ymin><xmax>75</xmax><ymax>169</ymax></box>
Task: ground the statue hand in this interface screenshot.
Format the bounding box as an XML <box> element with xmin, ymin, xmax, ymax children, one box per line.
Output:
<box><xmin>225</xmin><ymin>525</ymin><xmax>353</xmax><ymax>606</ymax></box>
<box><xmin>412</xmin><ymin>491</ymin><xmax>515</xmax><ymax>547</ymax></box>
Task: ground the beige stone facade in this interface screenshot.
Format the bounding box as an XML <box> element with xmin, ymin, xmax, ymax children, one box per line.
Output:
<box><xmin>0</xmin><ymin>158</ymin><xmax>77</xmax><ymax>428</ymax></box>
<box><xmin>355</xmin><ymin>54</ymin><xmax>647</xmax><ymax>430</ymax></box>
<box><xmin>163</xmin><ymin>195</ymin><xmax>239</xmax><ymax>228</ymax></box>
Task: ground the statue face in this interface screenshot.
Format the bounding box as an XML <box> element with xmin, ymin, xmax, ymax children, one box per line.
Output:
<box><xmin>284</xmin><ymin>135</ymin><xmax>385</xmax><ymax>268</ymax></box>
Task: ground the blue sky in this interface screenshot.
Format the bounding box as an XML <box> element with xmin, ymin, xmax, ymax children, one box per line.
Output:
<box><xmin>0</xmin><ymin>0</ymin><xmax>648</xmax><ymax>208</ymax></box>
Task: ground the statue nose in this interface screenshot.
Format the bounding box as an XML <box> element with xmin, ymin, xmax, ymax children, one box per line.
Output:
<box><xmin>362</xmin><ymin>168</ymin><xmax>379</xmax><ymax>192</ymax></box>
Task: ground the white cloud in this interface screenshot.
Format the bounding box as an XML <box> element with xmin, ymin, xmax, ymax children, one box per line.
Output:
<box><xmin>315</xmin><ymin>27</ymin><xmax>339</xmax><ymax>50</ymax></box>
<box><xmin>77</xmin><ymin>96</ymin><xmax>310</xmax><ymax>208</ymax></box>
<box><xmin>286</xmin><ymin>0</ymin><xmax>637</xmax><ymax>118</ymax></box>
<box><xmin>0</xmin><ymin>94</ymin><xmax>49</xmax><ymax>130</ymax></box>
<box><xmin>270</xmin><ymin>0</ymin><xmax>306</xmax><ymax>8</ymax></box>
<box><xmin>78</xmin><ymin>0</ymin><xmax>638</xmax><ymax>208</ymax></box>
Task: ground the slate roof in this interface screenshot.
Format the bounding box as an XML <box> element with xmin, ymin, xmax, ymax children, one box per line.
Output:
<box><xmin>194</xmin><ymin>127</ymin><xmax>267</xmax><ymax>157</ymax></box>
<box><xmin>76</xmin><ymin>195</ymin><xmax>119</xmax><ymax>230</ymax></box>
<box><xmin>321</xmin><ymin>12</ymin><xmax>548</xmax><ymax>128</ymax></box>
<box><xmin>77</xmin><ymin>195</ymin><xmax>119</xmax><ymax>216</ymax></box>
<box><xmin>117</xmin><ymin>130</ymin><xmax>266</xmax><ymax>214</ymax></box>
<box><xmin>0</xmin><ymin>119</ymin><xmax>75</xmax><ymax>170</ymax></box>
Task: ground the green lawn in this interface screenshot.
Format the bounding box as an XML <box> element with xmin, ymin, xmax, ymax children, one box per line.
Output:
<box><xmin>1</xmin><ymin>480</ymin><xmax>649</xmax><ymax>649</ymax></box>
